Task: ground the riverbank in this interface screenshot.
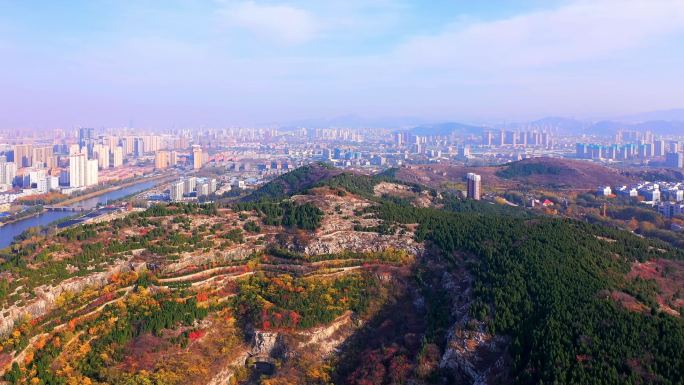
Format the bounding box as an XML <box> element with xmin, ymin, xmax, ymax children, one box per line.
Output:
<box><xmin>0</xmin><ymin>177</ymin><xmax>171</xmax><ymax>249</ymax></box>
<box><xmin>53</xmin><ymin>172</ymin><xmax>175</xmax><ymax>207</ymax></box>
<box><xmin>0</xmin><ymin>173</ymin><xmax>174</xmax><ymax>228</ymax></box>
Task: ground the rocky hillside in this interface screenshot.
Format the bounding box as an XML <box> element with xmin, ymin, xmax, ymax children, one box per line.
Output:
<box><xmin>0</xmin><ymin>166</ymin><xmax>681</xmax><ymax>385</ymax></box>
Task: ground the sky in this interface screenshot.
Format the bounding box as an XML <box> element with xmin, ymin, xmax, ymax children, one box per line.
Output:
<box><xmin>1</xmin><ymin>0</ymin><xmax>684</xmax><ymax>130</ymax></box>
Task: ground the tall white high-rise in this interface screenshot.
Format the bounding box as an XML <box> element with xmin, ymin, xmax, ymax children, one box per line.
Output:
<box><xmin>85</xmin><ymin>159</ymin><xmax>99</xmax><ymax>186</ymax></box>
<box><xmin>170</xmin><ymin>181</ymin><xmax>184</xmax><ymax>202</ymax></box>
<box><xmin>68</xmin><ymin>143</ymin><xmax>81</xmax><ymax>156</ymax></box>
<box><xmin>94</xmin><ymin>144</ymin><xmax>110</xmax><ymax>169</ymax></box>
<box><xmin>112</xmin><ymin>146</ymin><xmax>124</xmax><ymax>168</ymax></box>
<box><xmin>0</xmin><ymin>159</ymin><xmax>17</xmax><ymax>186</ymax></box>
<box><xmin>467</xmin><ymin>173</ymin><xmax>482</xmax><ymax>200</ymax></box>
<box><xmin>69</xmin><ymin>153</ymin><xmax>87</xmax><ymax>187</ymax></box>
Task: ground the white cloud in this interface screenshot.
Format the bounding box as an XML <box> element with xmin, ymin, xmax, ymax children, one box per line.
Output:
<box><xmin>218</xmin><ymin>1</ymin><xmax>319</xmax><ymax>44</ymax></box>
<box><xmin>394</xmin><ymin>0</ymin><xmax>684</xmax><ymax>70</ymax></box>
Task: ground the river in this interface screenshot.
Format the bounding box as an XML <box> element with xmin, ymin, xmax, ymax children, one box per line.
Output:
<box><xmin>0</xmin><ymin>180</ymin><xmax>160</xmax><ymax>249</ymax></box>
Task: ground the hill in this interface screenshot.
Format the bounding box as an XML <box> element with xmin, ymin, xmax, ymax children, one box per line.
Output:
<box><xmin>393</xmin><ymin>157</ymin><xmax>634</xmax><ymax>191</ymax></box>
<box><xmin>495</xmin><ymin>157</ymin><xmax>635</xmax><ymax>188</ymax></box>
<box><xmin>616</xmin><ymin>108</ymin><xmax>684</xmax><ymax>123</ymax></box>
<box><xmin>410</xmin><ymin>122</ymin><xmax>484</xmax><ymax>136</ymax></box>
<box><xmin>0</xmin><ymin>165</ymin><xmax>682</xmax><ymax>385</ymax></box>
<box><xmin>244</xmin><ymin>161</ymin><xmax>343</xmax><ymax>201</ymax></box>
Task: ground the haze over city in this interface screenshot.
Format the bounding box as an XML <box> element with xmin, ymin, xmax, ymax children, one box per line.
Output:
<box><xmin>3</xmin><ymin>2</ymin><xmax>684</xmax><ymax>385</ymax></box>
<box><xmin>2</xmin><ymin>0</ymin><xmax>684</xmax><ymax>129</ymax></box>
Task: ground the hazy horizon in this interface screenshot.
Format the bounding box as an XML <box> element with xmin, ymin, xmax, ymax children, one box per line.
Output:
<box><xmin>2</xmin><ymin>0</ymin><xmax>684</xmax><ymax>130</ymax></box>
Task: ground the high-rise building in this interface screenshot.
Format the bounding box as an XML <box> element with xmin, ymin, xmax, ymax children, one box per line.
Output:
<box><xmin>133</xmin><ymin>138</ymin><xmax>145</xmax><ymax>157</ymax></box>
<box><xmin>458</xmin><ymin>146</ymin><xmax>470</xmax><ymax>158</ymax></box>
<box><xmin>321</xmin><ymin>148</ymin><xmax>332</xmax><ymax>160</ymax></box>
<box><xmin>112</xmin><ymin>146</ymin><xmax>124</xmax><ymax>167</ymax></box>
<box><xmin>668</xmin><ymin>141</ymin><xmax>680</xmax><ymax>154</ymax></box>
<box><xmin>192</xmin><ymin>145</ymin><xmax>203</xmax><ymax>169</ymax></box>
<box><xmin>45</xmin><ymin>175</ymin><xmax>60</xmax><ymax>191</ymax></box>
<box><xmin>169</xmin><ymin>150</ymin><xmax>178</xmax><ymax>167</ymax></box>
<box><xmin>576</xmin><ymin>143</ymin><xmax>588</xmax><ymax>159</ymax></box>
<box><xmin>196</xmin><ymin>181</ymin><xmax>210</xmax><ymax>196</ymax></box>
<box><xmin>13</xmin><ymin>144</ymin><xmax>33</xmax><ymax>167</ymax></box>
<box><xmin>393</xmin><ymin>132</ymin><xmax>404</xmax><ymax>147</ymax></box>
<box><xmin>24</xmin><ymin>169</ymin><xmax>46</xmax><ymax>188</ymax></box>
<box><xmin>143</xmin><ymin>135</ymin><xmax>161</xmax><ymax>153</ymax></box>
<box><xmin>32</xmin><ymin>146</ymin><xmax>54</xmax><ymax>168</ymax></box>
<box><xmin>483</xmin><ymin>131</ymin><xmax>493</xmax><ymax>146</ymax></box>
<box><xmin>68</xmin><ymin>143</ymin><xmax>81</xmax><ymax>155</ymax></box>
<box><xmin>105</xmin><ymin>135</ymin><xmax>119</xmax><ymax>151</ymax></box>
<box><xmin>654</xmin><ymin>140</ymin><xmax>666</xmax><ymax>157</ymax></box>
<box><xmin>184</xmin><ymin>176</ymin><xmax>196</xmax><ymax>193</ymax></box>
<box><xmin>85</xmin><ymin>159</ymin><xmax>99</xmax><ymax>186</ymax></box>
<box><xmin>94</xmin><ymin>145</ymin><xmax>110</xmax><ymax>169</ymax></box>
<box><xmin>69</xmin><ymin>153</ymin><xmax>87</xmax><ymax>187</ymax></box>
<box><xmin>467</xmin><ymin>173</ymin><xmax>482</xmax><ymax>200</ymax></box>
<box><xmin>665</xmin><ymin>152</ymin><xmax>684</xmax><ymax>168</ymax></box>
<box><xmin>120</xmin><ymin>136</ymin><xmax>134</xmax><ymax>155</ymax></box>
<box><xmin>504</xmin><ymin>131</ymin><xmax>517</xmax><ymax>146</ymax></box>
<box><xmin>0</xmin><ymin>159</ymin><xmax>17</xmax><ymax>186</ymax></box>
<box><xmin>79</xmin><ymin>127</ymin><xmax>95</xmax><ymax>158</ymax></box>
<box><xmin>170</xmin><ymin>181</ymin><xmax>184</xmax><ymax>202</ymax></box>
<box><xmin>155</xmin><ymin>150</ymin><xmax>170</xmax><ymax>169</ymax></box>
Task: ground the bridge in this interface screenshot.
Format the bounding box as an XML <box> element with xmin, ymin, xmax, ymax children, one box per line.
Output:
<box><xmin>44</xmin><ymin>206</ymin><xmax>88</xmax><ymax>212</ymax></box>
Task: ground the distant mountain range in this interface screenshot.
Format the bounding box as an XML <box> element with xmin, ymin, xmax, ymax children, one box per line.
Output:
<box><xmin>277</xmin><ymin>115</ymin><xmax>428</xmax><ymax>129</ymax></box>
<box><xmin>614</xmin><ymin>108</ymin><xmax>684</xmax><ymax>123</ymax></box>
<box><xmin>408</xmin><ymin>110</ymin><xmax>684</xmax><ymax>137</ymax></box>
<box><xmin>409</xmin><ymin>122</ymin><xmax>483</xmax><ymax>136</ymax></box>
<box><xmin>275</xmin><ymin>109</ymin><xmax>684</xmax><ymax>136</ymax></box>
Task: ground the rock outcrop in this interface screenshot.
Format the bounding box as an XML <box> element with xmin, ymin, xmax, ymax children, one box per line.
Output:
<box><xmin>0</xmin><ymin>258</ymin><xmax>138</xmax><ymax>336</ymax></box>
<box><xmin>438</xmin><ymin>269</ymin><xmax>510</xmax><ymax>384</ymax></box>
<box><xmin>299</xmin><ymin>231</ymin><xmax>424</xmax><ymax>256</ymax></box>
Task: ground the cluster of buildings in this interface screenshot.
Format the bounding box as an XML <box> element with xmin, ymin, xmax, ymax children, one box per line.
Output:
<box><xmin>169</xmin><ymin>177</ymin><xmax>219</xmax><ymax>202</ymax></box>
<box><xmin>482</xmin><ymin>129</ymin><xmax>554</xmax><ymax>148</ymax></box>
<box><xmin>0</xmin><ymin>129</ymin><xmax>207</xmax><ymax>196</ymax></box>
<box><xmin>576</xmin><ymin>131</ymin><xmax>683</xmax><ymax>167</ymax></box>
<box><xmin>0</xmin><ymin>128</ymin><xmax>215</xmax><ymax>217</ymax></box>
<box><xmin>597</xmin><ymin>181</ymin><xmax>684</xmax><ymax>218</ymax></box>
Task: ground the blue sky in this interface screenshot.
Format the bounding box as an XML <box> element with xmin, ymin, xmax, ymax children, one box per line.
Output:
<box><xmin>1</xmin><ymin>0</ymin><xmax>684</xmax><ymax>129</ymax></box>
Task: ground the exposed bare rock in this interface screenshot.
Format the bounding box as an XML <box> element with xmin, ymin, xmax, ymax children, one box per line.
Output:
<box><xmin>205</xmin><ymin>351</ymin><xmax>250</xmax><ymax>385</ymax></box>
<box><xmin>438</xmin><ymin>264</ymin><xmax>510</xmax><ymax>384</ymax></box>
<box><xmin>295</xmin><ymin>311</ymin><xmax>357</xmax><ymax>356</ymax></box>
<box><xmin>440</xmin><ymin>322</ymin><xmax>509</xmax><ymax>385</ymax></box>
<box><xmin>373</xmin><ymin>182</ymin><xmax>414</xmax><ymax>198</ymax></box>
<box><xmin>0</xmin><ymin>258</ymin><xmax>139</xmax><ymax>336</ymax></box>
<box><xmin>251</xmin><ymin>330</ymin><xmax>281</xmax><ymax>358</ymax></box>
<box><xmin>161</xmin><ymin>244</ymin><xmax>261</xmax><ymax>276</ymax></box>
<box><xmin>298</xmin><ymin>231</ymin><xmax>424</xmax><ymax>256</ymax></box>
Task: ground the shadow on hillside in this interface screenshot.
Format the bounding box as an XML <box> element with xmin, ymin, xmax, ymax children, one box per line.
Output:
<box><xmin>332</xmin><ymin>262</ymin><xmax>457</xmax><ymax>385</ymax></box>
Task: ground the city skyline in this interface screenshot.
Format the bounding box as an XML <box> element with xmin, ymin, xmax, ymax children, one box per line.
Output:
<box><xmin>2</xmin><ymin>0</ymin><xmax>684</xmax><ymax>130</ymax></box>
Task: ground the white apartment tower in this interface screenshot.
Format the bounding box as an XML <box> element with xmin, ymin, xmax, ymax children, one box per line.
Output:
<box><xmin>86</xmin><ymin>159</ymin><xmax>99</xmax><ymax>186</ymax></box>
<box><xmin>94</xmin><ymin>144</ymin><xmax>110</xmax><ymax>169</ymax></box>
<box><xmin>112</xmin><ymin>146</ymin><xmax>124</xmax><ymax>168</ymax></box>
<box><xmin>69</xmin><ymin>153</ymin><xmax>86</xmax><ymax>187</ymax></box>
<box><xmin>467</xmin><ymin>173</ymin><xmax>482</xmax><ymax>200</ymax></box>
<box><xmin>0</xmin><ymin>159</ymin><xmax>17</xmax><ymax>186</ymax></box>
